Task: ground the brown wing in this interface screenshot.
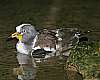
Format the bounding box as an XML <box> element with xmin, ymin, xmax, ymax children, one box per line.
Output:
<box><xmin>35</xmin><ymin>30</ymin><xmax>57</xmax><ymax>49</ymax></box>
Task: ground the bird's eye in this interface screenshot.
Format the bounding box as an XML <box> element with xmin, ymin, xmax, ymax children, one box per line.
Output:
<box><xmin>23</xmin><ymin>30</ymin><xmax>26</xmax><ymax>33</ymax></box>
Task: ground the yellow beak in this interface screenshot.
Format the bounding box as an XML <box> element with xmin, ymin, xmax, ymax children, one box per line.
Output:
<box><xmin>11</xmin><ymin>32</ymin><xmax>22</xmax><ymax>41</ymax></box>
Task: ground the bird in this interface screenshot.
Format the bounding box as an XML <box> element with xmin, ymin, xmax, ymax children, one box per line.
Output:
<box><xmin>10</xmin><ymin>24</ymin><xmax>37</xmax><ymax>80</ymax></box>
<box><xmin>10</xmin><ymin>24</ymin><xmax>58</xmax><ymax>59</ymax></box>
<box><xmin>72</xmin><ymin>31</ymin><xmax>88</xmax><ymax>43</ymax></box>
<box><xmin>11</xmin><ymin>24</ymin><xmax>37</xmax><ymax>55</ymax></box>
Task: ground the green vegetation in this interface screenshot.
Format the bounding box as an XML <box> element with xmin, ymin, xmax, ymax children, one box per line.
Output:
<box><xmin>67</xmin><ymin>41</ymin><xmax>100</xmax><ymax>79</ymax></box>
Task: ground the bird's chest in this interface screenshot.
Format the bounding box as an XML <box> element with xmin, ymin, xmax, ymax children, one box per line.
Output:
<box><xmin>16</xmin><ymin>42</ymin><xmax>31</xmax><ymax>54</ymax></box>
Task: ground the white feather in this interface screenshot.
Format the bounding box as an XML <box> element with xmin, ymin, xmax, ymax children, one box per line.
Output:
<box><xmin>16</xmin><ymin>24</ymin><xmax>31</xmax><ymax>32</ymax></box>
<box><xmin>16</xmin><ymin>41</ymin><xmax>30</xmax><ymax>54</ymax></box>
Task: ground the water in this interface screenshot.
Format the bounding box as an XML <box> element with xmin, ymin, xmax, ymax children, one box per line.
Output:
<box><xmin>35</xmin><ymin>57</ymin><xmax>67</xmax><ymax>80</ymax></box>
<box><xmin>0</xmin><ymin>0</ymin><xmax>100</xmax><ymax>80</ymax></box>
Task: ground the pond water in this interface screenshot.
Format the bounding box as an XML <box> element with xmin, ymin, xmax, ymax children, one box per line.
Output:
<box><xmin>0</xmin><ymin>0</ymin><xmax>100</xmax><ymax>80</ymax></box>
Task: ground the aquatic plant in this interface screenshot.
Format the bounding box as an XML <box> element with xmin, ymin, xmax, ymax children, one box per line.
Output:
<box><xmin>66</xmin><ymin>41</ymin><xmax>100</xmax><ymax>79</ymax></box>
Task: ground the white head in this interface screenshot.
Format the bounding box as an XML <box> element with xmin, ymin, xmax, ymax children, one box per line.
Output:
<box><xmin>16</xmin><ymin>24</ymin><xmax>31</xmax><ymax>33</ymax></box>
<box><xmin>11</xmin><ymin>24</ymin><xmax>37</xmax><ymax>43</ymax></box>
